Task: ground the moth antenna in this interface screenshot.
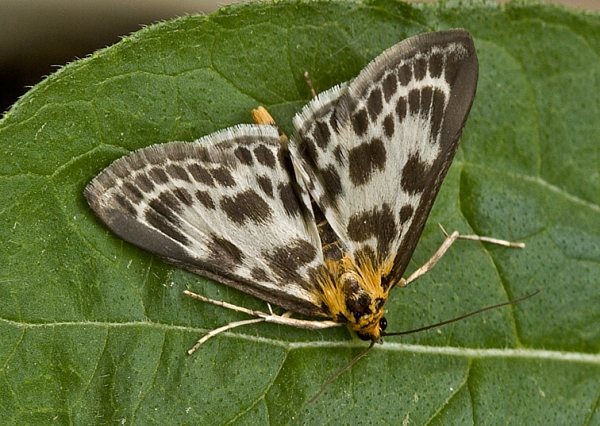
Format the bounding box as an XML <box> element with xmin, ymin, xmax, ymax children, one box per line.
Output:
<box><xmin>308</xmin><ymin>340</ymin><xmax>376</xmax><ymax>403</ymax></box>
<box><xmin>309</xmin><ymin>292</ymin><xmax>539</xmax><ymax>401</ymax></box>
<box><xmin>383</xmin><ymin>290</ymin><xmax>540</xmax><ymax>337</ymax></box>
<box><xmin>303</xmin><ymin>71</ymin><xmax>318</xmax><ymax>99</ymax></box>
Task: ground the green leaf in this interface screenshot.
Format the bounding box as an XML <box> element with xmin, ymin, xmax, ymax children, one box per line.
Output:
<box><xmin>1</xmin><ymin>0</ymin><xmax>599</xmax><ymax>424</ymax></box>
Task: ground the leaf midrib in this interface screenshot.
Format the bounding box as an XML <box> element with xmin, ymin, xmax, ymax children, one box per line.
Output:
<box><xmin>4</xmin><ymin>317</ymin><xmax>598</xmax><ymax>363</ymax></box>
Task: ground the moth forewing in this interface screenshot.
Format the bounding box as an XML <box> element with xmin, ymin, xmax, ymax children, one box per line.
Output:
<box><xmin>287</xmin><ymin>28</ymin><xmax>479</xmax><ymax>341</ymax></box>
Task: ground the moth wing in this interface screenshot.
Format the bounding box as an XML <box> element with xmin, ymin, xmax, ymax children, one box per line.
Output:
<box><xmin>85</xmin><ymin>125</ymin><xmax>328</xmax><ymax>316</ymax></box>
<box><xmin>289</xmin><ymin>29</ymin><xmax>479</xmax><ymax>282</ymax></box>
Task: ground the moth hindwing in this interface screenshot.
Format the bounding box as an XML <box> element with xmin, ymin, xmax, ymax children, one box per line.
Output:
<box><xmin>85</xmin><ymin>29</ymin><xmax>479</xmax><ymax>344</ymax></box>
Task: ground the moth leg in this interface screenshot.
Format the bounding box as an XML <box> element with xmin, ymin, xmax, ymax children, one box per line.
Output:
<box><xmin>401</xmin><ymin>224</ymin><xmax>525</xmax><ymax>287</ymax></box>
<box><xmin>266</xmin><ymin>303</ymin><xmax>295</xmax><ymax>319</ymax></box>
<box><xmin>184</xmin><ymin>290</ymin><xmax>342</xmax><ymax>354</ymax></box>
<box><xmin>187</xmin><ymin>318</ymin><xmax>266</xmax><ymax>355</ymax></box>
<box><xmin>303</xmin><ymin>71</ymin><xmax>318</xmax><ymax>99</ymax></box>
<box><xmin>439</xmin><ymin>224</ymin><xmax>525</xmax><ymax>248</ymax></box>
<box><xmin>184</xmin><ymin>290</ymin><xmax>269</xmax><ymax>318</ymax></box>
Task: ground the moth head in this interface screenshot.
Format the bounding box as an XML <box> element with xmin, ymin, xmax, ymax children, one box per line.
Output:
<box><xmin>338</xmin><ymin>270</ymin><xmax>389</xmax><ymax>342</ymax></box>
<box><xmin>355</xmin><ymin>316</ymin><xmax>388</xmax><ymax>342</ymax></box>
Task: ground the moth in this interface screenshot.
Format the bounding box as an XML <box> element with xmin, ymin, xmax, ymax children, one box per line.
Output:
<box><xmin>85</xmin><ymin>29</ymin><xmax>523</xmax><ymax>359</ymax></box>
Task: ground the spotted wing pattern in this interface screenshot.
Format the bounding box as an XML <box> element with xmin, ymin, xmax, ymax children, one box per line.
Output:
<box><xmin>86</xmin><ymin>30</ymin><xmax>478</xmax><ymax>321</ymax></box>
<box><xmin>289</xmin><ymin>29</ymin><xmax>478</xmax><ymax>283</ymax></box>
<box><xmin>85</xmin><ymin>125</ymin><xmax>328</xmax><ymax>316</ymax></box>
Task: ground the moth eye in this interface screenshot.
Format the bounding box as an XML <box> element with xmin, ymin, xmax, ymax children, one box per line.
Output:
<box><xmin>379</xmin><ymin>317</ymin><xmax>388</xmax><ymax>331</ymax></box>
<box><xmin>356</xmin><ymin>332</ymin><xmax>371</xmax><ymax>341</ymax></box>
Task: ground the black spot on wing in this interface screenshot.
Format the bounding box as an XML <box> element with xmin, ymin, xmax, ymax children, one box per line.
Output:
<box><xmin>401</xmin><ymin>153</ymin><xmax>432</xmax><ymax>194</ymax></box>
<box><xmin>329</xmin><ymin>111</ymin><xmax>340</xmax><ymax>132</ymax></box>
<box><xmin>348</xmin><ymin>138</ymin><xmax>386</xmax><ymax>186</ymax></box>
<box><xmin>408</xmin><ymin>89</ymin><xmax>421</xmax><ymax>115</ymax></box>
<box><xmin>173</xmin><ymin>187</ymin><xmax>194</xmax><ymax>206</ymax></box>
<box><xmin>145</xmin><ymin>195</ymin><xmax>189</xmax><ymax>246</ymax></box>
<box><xmin>250</xmin><ymin>267</ymin><xmax>270</xmax><ymax>282</ymax></box>
<box><xmin>257</xmin><ymin>175</ymin><xmax>274</xmax><ymax>198</ymax></box>
<box><xmin>278</xmin><ymin>182</ymin><xmax>301</xmax><ymax>217</ymax></box>
<box><xmin>414</xmin><ymin>57</ymin><xmax>427</xmax><ymax>80</ymax></box>
<box><xmin>149</xmin><ymin>167</ymin><xmax>169</xmax><ymax>185</ymax></box>
<box><xmin>367</xmin><ymin>87</ymin><xmax>383</xmax><ymax>120</ymax></box>
<box><xmin>265</xmin><ymin>239</ymin><xmax>318</xmax><ymax>284</ymax></box>
<box><xmin>195</xmin><ymin>190</ymin><xmax>215</xmax><ymax>210</ymax></box>
<box><xmin>313</xmin><ymin>120</ymin><xmax>331</xmax><ymax>149</ymax></box>
<box><xmin>382</xmin><ymin>73</ymin><xmax>397</xmax><ymax>102</ymax></box>
<box><xmin>166</xmin><ymin>164</ymin><xmax>191</xmax><ymax>182</ymax></box>
<box><xmin>279</xmin><ymin>149</ymin><xmax>295</xmax><ymax>175</ymax></box>
<box><xmin>420</xmin><ymin>86</ymin><xmax>433</xmax><ymax>118</ymax></box>
<box><xmin>289</xmin><ymin>239</ymin><xmax>317</xmax><ymax>266</ymax></box>
<box><xmin>321</xmin><ymin>164</ymin><xmax>343</xmax><ymax>198</ymax></box>
<box><xmin>254</xmin><ymin>145</ymin><xmax>277</xmax><ymax>168</ymax></box>
<box><xmin>234</xmin><ymin>146</ymin><xmax>254</xmax><ymax>166</ymax></box>
<box><xmin>188</xmin><ymin>163</ymin><xmax>215</xmax><ymax>187</ymax></box>
<box><xmin>383</xmin><ymin>114</ymin><xmax>395</xmax><ymax>138</ymax></box>
<box><xmin>399</xmin><ymin>204</ymin><xmax>414</xmax><ymax>224</ymax></box>
<box><xmin>347</xmin><ymin>203</ymin><xmax>397</xmax><ymax>255</ymax></box>
<box><xmin>332</xmin><ymin>146</ymin><xmax>344</xmax><ymax>165</ymax></box>
<box><xmin>115</xmin><ymin>194</ymin><xmax>137</xmax><ymax>216</ymax></box>
<box><xmin>429</xmin><ymin>52</ymin><xmax>444</xmax><ymax>78</ymax></box>
<box><xmin>297</xmin><ymin>132</ymin><xmax>319</xmax><ymax>165</ymax></box>
<box><xmin>153</xmin><ymin>191</ymin><xmax>183</xmax><ymax>215</ymax></box>
<box><xmin>134</xmin><ymin>174</ymin><xmax>154</xmax><ymax>193</ymax></box>
<box><xmin>398</xmin><ymin>63</ymin><xmax>412</xmax><ymax>86</ymax></box>
<box><xmin>122</xmin><ymin>182</ymin><xmax>143</xmax><ymax>204</ymax></box>
<box><xmin>352</xmin><ymin>108</ymin><xmax>369</xmax><ymax>136</ymax></box>
<box><xmin>211</xmin><ymin>167</ymin><xmax>235</xmax><ymax>187</ymax></box>
<box><xmin>220</xmin><ymin>189</ymin><xmax>272</xmax><ymax>226</ymax></box>
<box><xmin>277</xmin><ymin>149</ymin><xmax>289</xmax><ymax>172</ymax></box>
<box><xmin>208</xmin><ymin>235</ymin><xmax>245</xmax><ymax>265</ymax></box>
<box><xmin>396</xmin><ymin>97</ymin><xmax>407</xmax><ymax>122</ymax></box>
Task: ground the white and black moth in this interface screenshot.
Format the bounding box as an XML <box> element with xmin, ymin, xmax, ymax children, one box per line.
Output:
<box><xmin>85</xmin><ymin>29</ymin><xmax>484</xmax><ymax>347</ymax></box>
